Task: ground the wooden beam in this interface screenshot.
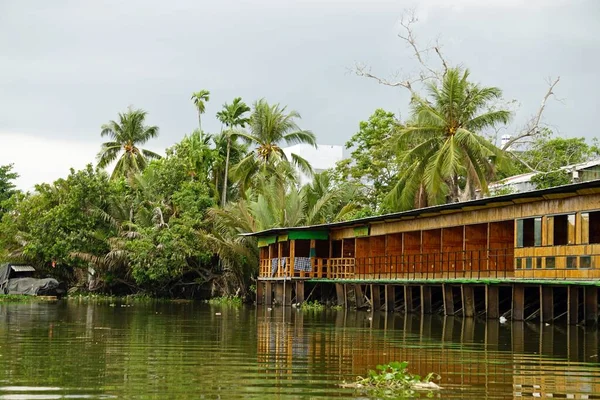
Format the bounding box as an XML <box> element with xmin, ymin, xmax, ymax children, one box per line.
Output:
<box><xmin>462</xmin><ymin>285</ymin><xmax>475</xmax><ymax>318</ymax></box>
<box><xmin>283</xmin><ymin>281</ymin><xmax>292</xmax><ymax>306</ymax></box>
<box><xmin>295</xmin><ymin>281</ymin><xmax>305</xmax><ymax>304</ymax></box>
<box><xmin>513</xmin><ymin>284</ymin><xmax>525</xmax><ymax>321</ymax></box>
<box><xmin>584</xmin><ymin>286</ymin><xmax>598</xmax><ymax>325</ymax></box>
<box><xmin>256</xmin><ymin>281</ymin><xmax>264</xmax><ymax>305</ymax></box>
<box><xmin>568</xmin><ymin>286</ymin><xmax>580</xmax><ymax>325</ymax></box>
<box><xmin>264</xmin><ymin>281</ymin><xmax>272</xmax><ymax>306</ymax></box>
<box><xmin>385</xmin><ymin>285</ymin><xmax>395</xmax><ymax>312</ymax></box>
<box><xmin>486</xmin><ymin>285</ymin><xmax>499</xmax><ymax>319</ymax></box>
<box><xmin>335</xmin><ymin>283</ymin><xmax>346</xmax><ymax>307</ymax></box>
<box><xmin>541</xmin><ymin>286</ymin><xmax>554</xmax><ymax>322</ymax></box>
<box><xmin>371</xmin><ymin>284</ymin><xmax>381</xmax><ymax>311</ymax></box>
<box><xmin>355</xmin><ymin>285</ymin><xmax>366</xmax><ymax>308</ymax></box>
<box><xmin>421</xmin><ymin>286</ymin><xmax>432</xmax><ymax>314</ymax></box>
<box><xmin>405</xmin><ymin>286</ymin><xmax>415</xmax><ymax>313</ymax></box>
<box><xmin>443</xmin><ymin>284</ymin><xmax>455</xmax><ymax>316</ymax></box>
<box><xmin>274</xmin><ymin>282</ymin><xmax>284</xmax><ymax>305</ymax></box>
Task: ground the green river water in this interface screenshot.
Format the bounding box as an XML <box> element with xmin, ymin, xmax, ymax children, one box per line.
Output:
<box><xmin>0</xmin><ymin>301</ymin><xmax>599</xmax><ymax>399</ymax></box>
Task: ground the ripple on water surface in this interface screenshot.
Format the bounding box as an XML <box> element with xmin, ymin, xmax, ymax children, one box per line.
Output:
<box><xmin>0</xmin><ymin>302</ymin><xmax>599</xmax><ymax>399</ymax></box>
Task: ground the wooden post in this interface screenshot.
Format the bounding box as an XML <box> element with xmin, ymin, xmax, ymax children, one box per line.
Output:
<box><xmin>512</xmin><ymin>321</ymin><xmax>525</xmax><ymax>353</ymax></box>
<box><xmin>371</xmin><ymin>284</ymin><xmax>381</xmax><ymax>311</ymax></box>
<box><xmin>512</xmin><ymin>284</ymin><xmax>525</xmax><ymax>321</ymax></box>
<box><xmin>462</xmin><ymin>285</ymin><xmax>475</xmax><ymax>318</ymax></box>
<box><xmin>355</xmin><ymin>285</ymin><xmax>366</xmax><ymax>308</ymax></box>
<box><xmin>404</xmin><ymin>286</ymin><xmax>415</xmax><ymax>313</ymax></box>
<box><xmin>283</xmin><ymin>281</ymin><xmax>292</xmax><ymax>306</ymax></box>
<box><xmin>277</xmin><ymin>242</ymin><xmax>282</xmax><ymax>277</ymax></box>
<box><xmin>295</xmin><ymin>281</ymin><xmax>305</xmax><ymax>304</ymax></box>
<box><xmin>584</xmin><ymin>286</ymin><xmax>598</xmax><ymax>325</ymax></box>
<box><xmin>290</xmin><ymin>240</ymin><xmax>296</xmax><ymax>277</ymax></box>
<box><xmin>541</xmin><ymin>286</ymin><xmax>554</xmax><ymax>323</ymax></box>
<box><xmin>265</xmin><ymin>281</ymin><xmax>272</xmax><ymax>306</ymax></box>
<box><xmin>486</xmin><ymin>285</ymin><xmax>499</xmax><ymax>319</ymax></box>
<box><xmin>256</xmin><ymin>281</ymin><xmax>264</xmax><ymax>305</ymax></box>
<box><xmin>421</xmin><ymin>286</ymin><xmax>432</xmax><ymax>314</ymax></box>
<box><xmin>443</xmin><ymin>284</ymin><xmax>454</xmax><ymax>316</ymax></box>
<box><xmin>568</xmin><ymin>286</ymin><xmax>580</xmax><ymax>325</ymax></box>
<box><xmin>335</xmin><ymin>283</ymin><xmax>346</xmax><ymax>307</ymax></box>
<box><xmin>274</xmin><ymin>282</ymin><xmax>284</xmax><ymax>305</ymax></box>
<box><xmin>385</xmin><ymin>285</ymin><xmax>395</xmax><ymax>312</ymax></box>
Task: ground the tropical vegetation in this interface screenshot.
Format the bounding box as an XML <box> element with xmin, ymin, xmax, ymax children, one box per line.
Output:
<box><xmin>0</xmin><ymin>70</ymin><xmax>596</xmax><ymax>298</ymax></box>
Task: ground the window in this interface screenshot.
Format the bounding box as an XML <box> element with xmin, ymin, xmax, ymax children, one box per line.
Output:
<box><xmin>580</xmin><ymin>256</ymin><xmax>592</xmax><ymax>269</ymax></box>
<box><xmin>545</xmin><ymin>257</ymin><xmax>555</xmax><ymax>269</ymax></box>
<box><xmin>517</xmin><ymin>217</ymin><xmax>542</xmax><ymax>247</ymax></box>
<box><xmin>548</xmin><ymin>214</ymin><xmax>575</xmax><ymax>245</ymax></box>
<box><xmin>581</xmin><ymin>211</ymin><xmax>600</xmax><ymax>244</ymax></box>
<box><xmin>515</xmin><ymin>258</ymin><xmax>522</xmax><ymax>269</ymax></box>
<box><xmin>535</xmin><ymin>257</ymin><xmax>542</xmax><ymax>269</ymax></box>
<box><xmin>525</xmin><ymin>257</ymin><xmax>533</xmax><ymax>269</ymax></box>
<box><xmin>567</xmin><ymin>256</ymin><xmax>577</xmax><ymax>269</ymax></box>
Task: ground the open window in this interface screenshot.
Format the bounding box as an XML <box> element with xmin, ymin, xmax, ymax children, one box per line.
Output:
<box><xmin>547</xmin><ymin>214</ymin><xmax>575</xmax><ymax>246</ymax></box>
<box><xmin>581</xmin><ymin>211</ymin><xmax>600</xmax><ymax>244</ymax></box>
<box><xmin>516</xmin><ymin>217</ymin><xmax>541</xmax><ymax>248</ymax></box>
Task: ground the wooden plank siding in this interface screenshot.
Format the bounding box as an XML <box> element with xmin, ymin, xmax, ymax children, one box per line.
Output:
<box><xmin>256</xmin><ymin>187</ymin><xmax>600</xmax><ymax>281</ymax></box>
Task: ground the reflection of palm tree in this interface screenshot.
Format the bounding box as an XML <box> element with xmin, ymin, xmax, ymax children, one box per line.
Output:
<box><xmin>191</xmin><ymin>89</ymin><xmax>210</xmax><ymax>131</ymax></box>
<box><xmin>232</xmin><ymin>99</ymin><xmax>316</xmax><ymax>191</ymax></box>
<box><xmin>97</xmin><ymin>108</ymin><xmax>161</xmax><ymax>180</ymax></box>
<box><xmin>388</xmin><ymin>68</ymin><xmax>511</xmax><ymax>209</ymax></box>
<box><xmin>216</xmin><ymin>97</ymin><xmax>251</xmax><ymax>207</ymax></box>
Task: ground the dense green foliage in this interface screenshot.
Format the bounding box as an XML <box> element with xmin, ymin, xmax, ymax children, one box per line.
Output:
<box><xmin>0</xmin><ymin>72</ymin><xmax>595</xmax><ymax>297</ymax></box>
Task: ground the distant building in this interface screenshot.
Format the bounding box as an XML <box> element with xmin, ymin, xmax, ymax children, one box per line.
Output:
<box><xmin>282</xmin><ymin>144</ymin><xmax>344</xmax><ymax>185</ymax></box>
<box><xmin>489</xmin><ymin>159</ymin><xmax>600</xmax><ymax>195</ymax></box>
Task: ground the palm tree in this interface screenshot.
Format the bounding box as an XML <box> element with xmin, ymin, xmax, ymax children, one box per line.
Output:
<box><xmin>232</xmin><ymin>99</ymin><xmax>317</xmax><ymax>192</ymax></box>
<box><xmin>191</xmin><ymin>89</ymin><xmax>210</xmax><ymax>131</ymax></box>
<box><xmin>216</xmin><ymin>97</ymin><xmax>251</xmax><ymax>207</ymax></box>
<box><xmin>97</xmin><ymin>108</ymin><xmax>162</xmax><ymax>180</ymax></box>
<box><xmin>387</xmin><ymin>68</ymin><xmax>512</xmax><ymax>210</ymax></box>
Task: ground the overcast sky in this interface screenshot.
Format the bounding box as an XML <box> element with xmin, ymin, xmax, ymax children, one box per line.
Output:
<box><xmin>1</xmin><ymin>0</ymin><xmax>599</xmax><ymax>189</ymax></box>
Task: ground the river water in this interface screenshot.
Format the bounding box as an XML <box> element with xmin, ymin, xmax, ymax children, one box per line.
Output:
<box><xmin>0</xmin><ymin>301</ymin><xmax>599</xmax><ymax>399</ymax></box>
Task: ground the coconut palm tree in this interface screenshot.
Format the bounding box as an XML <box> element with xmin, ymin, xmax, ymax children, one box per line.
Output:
<box><xmin>387</xmin><ymin>68</ymin><xmax>512</xmax><ymax>210</ymax></box>
<box><xmin>216</xmin><ymin>97</ymin><xmax>251</xmax><ymax>207</ymax></box>
<box><xmin>191</xmin><ymin>89</ymin><xmax>210</xmax><ymax>131</ymax></box>
<box><xmin>97</xmin><ymin>108</ymin><xmax>161</xmax><ymax>180</ymax></box>
<box><xmin>232</xmin><ymin>99</ymin><xmax>317</xmax><ymax>192</ymax></box>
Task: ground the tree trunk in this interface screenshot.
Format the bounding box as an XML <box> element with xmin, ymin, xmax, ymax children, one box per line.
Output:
<box><xmin>198</xmin><ymin>111</ymin><xmax>202</xmax><ymax>132</ymax></box>
<box><xmin>221</xmin><ymin>136</ymin><xmax>231</xmax><ymax>208</ymax></box>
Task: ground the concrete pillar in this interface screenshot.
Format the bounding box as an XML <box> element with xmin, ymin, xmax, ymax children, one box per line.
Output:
<box><xmin>443</xmin><ymin>284</ymin><xmax>454</xmax><ymax>316</ymax></box>
<box><xmin>421</xmin><ymin>286</ymin><xmax>432</xmax><ymax>314</ymax></box>
<box><xmin>265</xmin><ymin>281</ymin><xmax>273</xmax><ymax>306</ymax></box>
<box><xmin>371</xmin><ymin>284</ymin><xmax>381</xmax><ymax>311</ymax></box>
<box><xmin>486</xmin><ymin>285</ymin><xmax>499</xmax><ymax>319</ymax></box>
<box><xmin>512</xmin><ymin>284</ymin><xmax>525</xmax><ymax>321</ymax></box>
<box><xmin>584</xmin><ymin>286</ymin><xmax>598</xmax><ymax>325</ymax></box>
<box><xmin>567</xmin><ymin>286</ymin><xmax>580</xmax><ymax>325</ymax></box>
<box><xmin>335</xmin><ymin>283</ymin><xmax>346</xmax><ymax>307</ymax></box>
<box><xmin>462</xmin><ymin>285</ymin><xmax>475</xmax><ymax>318</ymax></box>
<box><xmin>541</xmin><ymin>286</ymin><xmax>554</xmax><ymax>323</ymax></box>
<box><xmin>256</xmin><ymin>281</ymin><xmax>264</xmax><ymax>305</ymax></box>
<box><xmin>385</xmin><ymin>285</ymin><xmax>395</xmax><ymax>312</ymax></box>
<box><xmin>295</xmin><ymin>281</ymin><xmax>305</xmax><ymax>304</ymax></box>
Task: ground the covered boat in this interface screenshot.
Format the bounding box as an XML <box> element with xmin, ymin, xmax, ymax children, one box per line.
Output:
<box><xmin>0</xmin><ymin>263</ymin><xmax>63</xmax><ymax>296</ymax></box>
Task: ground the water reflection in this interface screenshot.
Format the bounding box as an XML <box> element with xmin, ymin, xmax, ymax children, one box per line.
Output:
<box><xmin>257</xmin><ymin>307</ymin><xmax>600</xmax><ymax>399</ymax></box>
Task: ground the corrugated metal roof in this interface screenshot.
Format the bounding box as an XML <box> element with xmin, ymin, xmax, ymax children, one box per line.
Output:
<box><xmin>10</xmin><ymin>265</ymin><xmax>36</xmax><ymax>272</ymax></box>
<box><xmin>242</xmin><ymin>178</ymin><xmax>600</xmax><ymax>237</ymax></box>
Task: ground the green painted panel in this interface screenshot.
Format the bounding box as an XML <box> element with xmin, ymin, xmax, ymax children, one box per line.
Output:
<box><xmin>354</xmin><ymin>225</ymin><xmax>369</xmax><ymax>237</ymax></box>
<box><xmin>278</xmin><ymin>234</ymin><xmax>288</xmax><ymax>242</ymax></box>
<box><xmin>257</xmin><ymin>235</ymin><xmax>277</xmax><ymax>247</ymax></box>
<box><xmin>288</xmin><ymin>231</ymin><xmax>328</xmax><ymax>240</ymax></box>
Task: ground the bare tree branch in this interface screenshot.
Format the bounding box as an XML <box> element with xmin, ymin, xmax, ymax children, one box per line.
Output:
<box><xmin>502</xmin><ymin>76</ymin><xmax>561</xmax><ymax>151</ymax></box>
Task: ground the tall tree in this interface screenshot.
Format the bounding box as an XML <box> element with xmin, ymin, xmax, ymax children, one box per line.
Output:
<box><xmin>0</xmin><ymin>164</ymin><xmax>19</xmax><ymax>217</ymax></box>
<box><xmin>191</xmin><ymin>89</ymin><xmax>211</xmax><ymax>131</ymax></box>
<box><xmin>232</xmin><ymin>99</ymin><xmax>317</xmax><ymax>191</ymax></box>
<box><xmin>388</xmin><ymin>68</ymin><xmax>511</xmax><ymax>210</ymax></box>
<box><xmin>97</xmin><ymin>108</ymin><xmax>162</xmax><ymax>180</ymax></box>
<box><xmin>216</xmin><ymin>97</ymin><xmax>251</xmax><ymax>207</ymax></box>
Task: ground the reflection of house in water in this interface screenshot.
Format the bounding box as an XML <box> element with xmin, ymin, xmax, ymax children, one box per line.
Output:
<box><xmin>256</xmin><ymin>309</ymin><xmax>600</xmax><ymax>398</ymax></box>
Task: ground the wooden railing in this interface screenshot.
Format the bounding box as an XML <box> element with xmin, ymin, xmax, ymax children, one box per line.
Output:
<box><xmin>258</xmin><ymin>248</ymin><xmax>600</xmax><ymax>281</ymax></box>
